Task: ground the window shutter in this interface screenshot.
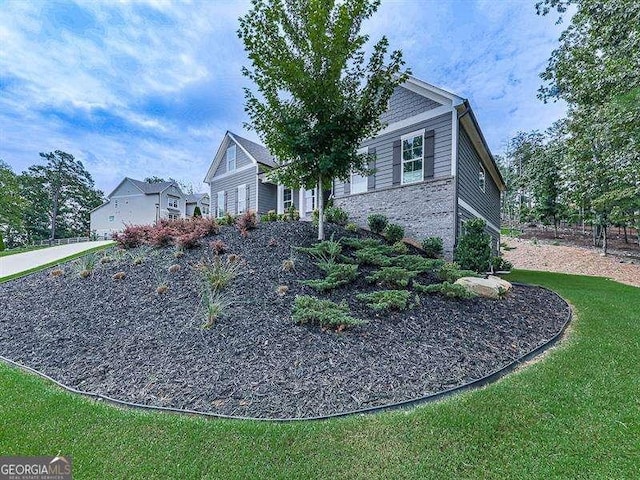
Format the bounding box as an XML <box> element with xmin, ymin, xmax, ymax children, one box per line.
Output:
<box><xmin>246</xmin><ymin>185</ymin><xmax>250</xmax><ymax>211</ymax></box>
<box><xmin>392</xmin><ymin>139</ymin><xmax>402</xmax><ymax>185</ymax></box>
<box><xmin>424</xmin><ymin>130</ymin><xmax>435</xmax><ymax>179</ymax></box>
<box><xmin>224</xmin><ymin>191</ymin><xmax>228</xmax><ymax>214</ymax></box>
<box><xmin>367</xmin><ymin>146</ymin><xmax>376</xmax><ymax>190</ymax></box>
<box><xmin>344</xmin><ymin>178</ymin><xmax>351</xmax><ymax>195</ymax></box>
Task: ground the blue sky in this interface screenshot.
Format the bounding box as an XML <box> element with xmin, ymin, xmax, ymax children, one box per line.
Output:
<box><xmin>0</xmin><ymin>0</ymin><xmax>568</xmax><ymax>195</ymax></box>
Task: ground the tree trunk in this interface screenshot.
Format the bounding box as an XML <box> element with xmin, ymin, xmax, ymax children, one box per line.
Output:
<box><xmin>601</xmin><ymin>224</ymin><xmax>608</xmax><ymax>255</ymax></box>
<box><xmin>623</xmin><ymin>225</ymin><xmax>628</xmax><ymax>243</ymax></box>
<box><xmin>554</xmin><ymin>216</ymin><xmax>558</xmax><ymax>238</ymax></box>
<box><xmin>50</xmin><ymin>188</ymin><xmax>59</xmax><ymax>242</ymax></box>
<box><xmin>317</xmin><ymin>174</ymin><xmax>324</xmax><ymax>241</ymax></box>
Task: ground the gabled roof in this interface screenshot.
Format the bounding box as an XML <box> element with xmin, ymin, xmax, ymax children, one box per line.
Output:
<box><xmin>185</xmin><ymin>193</ymin><xmax>209</xmax><ymax>203</ymax></box>
<box><xmin>106</xmin><ymin>177</ymin><xmax>183</xmax><ymax>199</ymax></box>
<box><xmin>204</xmin><ymin>131</ymin><xmax>276</xmax><ymax>183</ymax></box>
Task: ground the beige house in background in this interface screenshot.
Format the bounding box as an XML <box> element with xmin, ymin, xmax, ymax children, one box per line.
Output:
<box><xmin>90</xmin><ymin>178</ymin><xmax>208</xmax><ymax>238</ymax></box>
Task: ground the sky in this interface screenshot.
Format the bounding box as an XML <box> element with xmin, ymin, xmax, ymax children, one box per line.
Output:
<box><xmin>0</xmin><ymin>0</ymin><xmax>569</xmax><ymax>196</ymax></box>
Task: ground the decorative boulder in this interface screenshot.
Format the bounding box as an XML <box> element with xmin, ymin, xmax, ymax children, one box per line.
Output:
<box><xmin>454</xmin><ymin>275</ymin><xmax>512</xmax><ymax>299</ymax></box>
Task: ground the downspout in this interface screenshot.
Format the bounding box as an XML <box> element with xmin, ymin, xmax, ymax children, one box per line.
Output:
<box><xmin>453</xmin><ymin>101</ymin><xmax>471</xmax><ymax>257</ymax></box>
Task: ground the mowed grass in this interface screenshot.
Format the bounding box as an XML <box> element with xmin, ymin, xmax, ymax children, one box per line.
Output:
<box><xmin>0</xmin><ymin>244</ymin><xmax>46</xmax><ymax>257</ymax></box>
<box><xmin>0</xmin><ymin>270</ymin><xmax>638</xmax><ymax>479</ymax></box>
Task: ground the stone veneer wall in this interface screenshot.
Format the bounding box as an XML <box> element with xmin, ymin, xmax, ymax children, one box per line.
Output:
<box><xmin>334</xmin><ymin>177</ymin><xmax>456</xmax><ymax>258</ymax></box>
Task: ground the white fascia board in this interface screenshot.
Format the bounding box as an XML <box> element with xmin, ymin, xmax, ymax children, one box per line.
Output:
<box><xmin>458</xmin><ymin>198</ymin><xmax>500</xmax><ymax>233</ymax></box>
<box><xmin>404</xmin><ymin>76</ymin><xmax>465</xmax><ymax>106</ymax></box>
<box><xmin>451</xmin><ymin>109</ymin><xmax>458</xmax><ymax>177</ymax></box>
<box><xmin>209</xmin><ymin>163</ymin><xmax>255</xmax><ymax>182</ymax></box>
<box><xmin>204</xmin><ymin>133</ymin><xmax>231</xmax><ymax>183</ymax></box>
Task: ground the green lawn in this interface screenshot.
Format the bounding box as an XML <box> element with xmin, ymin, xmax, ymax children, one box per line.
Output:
<box><xmin>0</xmin><ymin>270</ymin><xmax>638</xmax><ymax>479</ymax></box>
<box><xmin>0</xmin><ymin>244</ymin><xmax>46</xmax><ymax>257</ymax></box>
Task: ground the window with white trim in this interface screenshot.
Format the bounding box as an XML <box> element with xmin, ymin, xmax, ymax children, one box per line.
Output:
<box><xmin>237</xmin><ymin>184</ymin><xmax>247</xmax><ymax>213</ymax></box>
<box><xmin>108</xmin><ymin>215</ymin><xmax>114</xmax><ymax>222</ymax></box>
<box><xmin>167</xmin><ymin>196</ymin><xmax>179</xmax><ymax>209</ymax></box>
<box><xmin>283</xmin><ymin>188</ymin><xmax>293</xmax><ymax>210</ymax></box>
<box><xmin>478</xmin><ymin>164</ymin><xmax>486</xmax><ymax>192</ymax></box>
<box><xmin>401</xmin><ymin>131</ymin><xmax>424</xmax><ymax>184</ymax></box>
<box><xmin>226</xmin><ymin>144</ymin><xmax>237</xmax><ymax>172</ymax></box>
<box><xmin>304</xmin><ymin>188</ymin><xmax>316</xmax><ymax>213</ymax></box>
<box><xmin>217</xmin><ymin>191</ymin><xmax>225</xmax><ymax>217</ymax></box>
<box><xmin>351</xmin><ymin>171</ymin><xmax>367</xmax><ymax>194</ymax></box>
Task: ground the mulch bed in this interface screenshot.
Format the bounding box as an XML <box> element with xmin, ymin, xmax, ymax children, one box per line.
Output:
<box><xmin>0</xmin><ymin>222</ymin><xmax>570</xmax><ymax>419</ymax></box>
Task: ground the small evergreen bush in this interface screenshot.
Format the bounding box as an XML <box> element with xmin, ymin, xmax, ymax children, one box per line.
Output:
<box><xmin>367</xmin><ymin>213</ymin><xmax>388</xmax><ymax>234</ymax></box>
<box><xmin>366</xmin><ymin>266</ymin><xmax>417</xmax><ymax>288</ymax></box>
<box><xmin>422</xmin><ymin>237</ymin><xmax>443</xmax><ymax>258</ymax></box>
<box><xmin>414</xmin><ymin>281</ymin><xmax>476</xmax><ymax>299</ymax></box>
<box><xmin>325</xmin><ymin>206</ymin><xmax>349</xmax><ymax>225</ymax></box>
<box><xmin>193</xmin><ymin>205</ymin><xmax>202</xmax><ymax>217</ymax></box>
<box><xmin>356</xmin><ymin>290</ymin><xmax>411</xmax><ymax>312</ymax></box>
<box><xmin>355</xmin><ymin>246</ymin><xmax>394</xmax><ymax>266</ymax></box>
<box><xmin>491</xmin><ymin>256</ymin><xmax>513</xmax><ymax>272</ymax></box>
<box><xmin>392</xmin><ymin>241</ymin><xmax>408</xmax><ymax>254</ymax></box>
<box><xmin>292</xmin><ymin>295</ymin><xmax>364</xmax><ymax>329</ymax></box>
<box><xmin>297</xmin><ymin>237</ymin><xmax>342</xmax><ymax>263</ymax></box>
<box><xmin>384</xmin><ymin>223</ymin><xmax>404</xmax><ymax>244</ymax></box>
<box><xmin>391</xmin><ymin>255</ymin><xmax>444</xmax><ymax>273</ymax></box>
<box><xmin>454</xmin><ymin>218</ymin><xmax>491</xmax><ymax>272</ymax></box>
<box><xmin>341</xmin><ymin>237</ymin><xmax>383</xmax><ymax>250</ymax></box>
<box><xmin>345</xmin><ymin>222</ymin><xmax>358</xmax><ymax>233</ymax></box>
<box><xmin>437</xmin><ymin>262</ymin><xmax>479</xmax><ymax>283</ymax></box>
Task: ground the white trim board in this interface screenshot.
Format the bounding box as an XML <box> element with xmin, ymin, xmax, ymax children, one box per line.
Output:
<box><xmin>209</xmin><ymin>164</ymin><xmax>255</xmax><ymax>182</ymax></box>
<box><xmin>457</xmin><ymin>198</ymin><xmax>500</xmax><ymax>233</ymax></box>
<box><xmin>451</xmin><ymin>110</ymin><xmax>458</xmax><ymax>177</ymax></box>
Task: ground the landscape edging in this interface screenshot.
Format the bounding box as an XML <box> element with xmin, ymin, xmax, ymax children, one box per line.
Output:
<box><xmin>0</xmin><ymin>283</ymin><xmax>572</xmax><ymax>422</ymax></box>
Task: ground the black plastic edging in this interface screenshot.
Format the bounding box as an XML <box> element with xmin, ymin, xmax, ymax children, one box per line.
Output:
<box><xmin>0</xmin><ymin>283</ymin><xmax>573</xmax><ymax>422</ymax></box>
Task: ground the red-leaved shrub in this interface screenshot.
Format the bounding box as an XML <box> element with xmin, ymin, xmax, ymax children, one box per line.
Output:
<box><xmin>114</xmin><ymin>217</ymin><xmax>219</xmax><ymax>249</ymax></box>
<box><xmin>210</xmin><ymin>239</ymin><xmax>227</xmax><ymax>254</ymax></box>
<box><xmin>113</xmin><ymin>224</ymin><xmax>151</xmax><ymax>249</ymax></box>
<box><xmin>236</xmin><ymin>210</ymin><xmax>258</xmax><ymax>235</ymax></box>
<box><xmin>176</xmin><ymin>231</ymin><xmax>202</xmax><ymax>249</ymax></box>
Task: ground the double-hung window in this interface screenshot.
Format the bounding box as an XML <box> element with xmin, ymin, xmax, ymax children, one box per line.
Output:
<box><xmin>304</xmin><ymin>189</ymin><xmax>316</xmax><ymax>213</ymax></box>
<box><xmin>401</xmin><ymin>130</ymin><xmax>424</xmax><ymax>184</ymax></box>
<box><xmin>167</xmin><ymin>196</ymin><xmax>179</xmax><ymax>209</ymax></box>
<box><xmin>237</xmin><ymin>184</ymin><xmax>247</xmax><ymax>213</ymax></box>
<box><xmin>351</xmin><ymin>147</ymin><xmax>368</xmax><ymax>194</ymax></box>
<box><xmin>217</xmin><ymin>191</ymin><xmax>225</xmax><ymax>217</ymax></box>
<box><xmin>226</xmin><ymin>144</ymin><xmax>237</xmax><ymax>172</ymax></box>
<box><xmin>283</xmin><ymin>188</ymin><xmax>293</xmax><ymax>210</ymax></box>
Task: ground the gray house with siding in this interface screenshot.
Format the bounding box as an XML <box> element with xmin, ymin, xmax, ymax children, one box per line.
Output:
<box><xmin>204</xmin><ymin>76</ymin><xmax>505</xmax><ymax>258</ymax></box>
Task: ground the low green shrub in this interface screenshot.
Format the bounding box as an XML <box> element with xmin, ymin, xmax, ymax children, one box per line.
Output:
<box><xmin>391</xmin><ymin>255</ymin><xmax>444</xmax><ymax>273</ymax></box>
<box><xmin>261</xmin><ymin>210</ymin><xmax>278</xmax><ymax>222</ymax></box>
<box><xmin>384</xmin><ymin>224</ymin><xmax>405</xmax><ymax>244</ymax></box>
<box><xmin>292</xmin><ymin>295</ymin><xmax>364</xmax><ymax>329</ymax></box>
<box><xmin>367</xmin><ymin>214</ymin><xmax>388</xmax><ymax>234</ymax></box>
<box><xmin>340</xmin><ymin>237</ymin><xmax>383</xmax><ymax>250</ymax></box>
<box><xmin>345</xmin><ymin>222</ymin><xmax>358</xmax><ymax>233</ymax></box>
<box><xmin>285</xmin><ymin>205</ymin><xmax>300</xmax><ymax>221</ymax></box>
<box><xmin>392</xmin><ymin>241</ymin><xmax>408</xmax><ymax>254</ymax></box>
<box><xmin>438</xmin><ymin>262</ymin><xmax>479</xmax><ymax>283</ymax></box>
<box><xmin>325</xmin><ymin>206</ymin><xmax>349</xmax><ymax>225</ymax></box>
<box><xmin>491</xmin><ymin>256</ymin><xmax>513</xmax><ymax>272</ymax></box>
<box><xmin>302</xmin><ymin>263</ymin><xmax>358</xmax><ymax>292</ymax></box>
<box><xmin>414</xmin><ymin>281</ymin><xmax>476</xmax><ymax>299</ymax></box>
<box><xmin>356</xmin><ymin>290</ymin><xmax>411</xmax><ymax>312</ymax></box>
<box><xmin>296</xmin><ymin>237</ymin><xmax>342</xmax><ymax>263</ymax></box>
<box><xmin>355</xmin><ymin>246</ymin><xmax>394</xmax><ymax>267</ymax></box>
<box><xmin>366</xmin><ymin>266</ymin><xmax>417</xmax><ymax>288</ymax></box>
<box><xmin>422</xmin><ymin>237</ymin><xmax>443</xmax><ymax>258</ymax></box>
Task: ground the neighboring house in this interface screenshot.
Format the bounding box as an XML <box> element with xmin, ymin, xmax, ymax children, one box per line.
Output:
<box><xmin>90</xmin><ymin>177</ymin><xmax>187</xmax><ymax>238</ymax></box>
<box><xmin>203</xmin><ymin>76</ymin><xmax>506</xmax><ymax>258</ymax></box>
<box><xmin>186</xmin><ymin>193</ymin><xmax>210</xmax><ymax>217</ymax></box>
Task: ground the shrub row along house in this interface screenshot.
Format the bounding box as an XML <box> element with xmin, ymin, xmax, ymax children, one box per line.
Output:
<box><xmin>204</xmin><ymin>76</ymin><xmax>505</xmax><ymax>257</ymax></box>
<box><xmin>90</xmin><ymin>178</ymin><xmax>210</xmax><ymax>239</ymax></box>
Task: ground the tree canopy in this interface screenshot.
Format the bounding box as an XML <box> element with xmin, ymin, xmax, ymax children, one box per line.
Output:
<box><xmin>238</xmin><ymin>0</ymin><xmax>409</xmax><ymax>239</ymax></box>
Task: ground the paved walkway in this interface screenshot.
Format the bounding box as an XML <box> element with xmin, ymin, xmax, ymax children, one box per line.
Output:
<box><xmin>0</xmin><ymin>241</ymin><xmax>114</xmax><ymax>279</ymax></box>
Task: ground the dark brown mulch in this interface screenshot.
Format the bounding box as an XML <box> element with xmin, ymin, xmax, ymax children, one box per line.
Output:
<box><xmin>0</xmin><ymin>221</ymin><xmax>569</xmax><ymax>419</ymax></box>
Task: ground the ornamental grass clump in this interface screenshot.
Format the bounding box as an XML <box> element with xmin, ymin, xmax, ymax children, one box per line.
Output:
<box><xmin>196</xmin><ymin>255</ymin><xmax>243</xmax><ymax>291</ymax></box>
<box><xmin>202</xmin><ymin>289</ymin><xmax>231</xmax><ymax>328</ymax></box>
<box><xmin>413</xmin><ymin>281</ymin><xmax>476</xmax><ymax>299</ymax></box>
<box><xmin>291</xmin><ymin>295</ymin><xmax>365</xmax><ymax>330</ymax></box>
<box><xmin>356</xmin><ymin>290</ymin><xmax>411</xmax><ymax>312</ymax></box>
<box><xmin>76</xmin><ymin>253</ymin><xmax>97</xmax><ymax>278</ymax></box>
<box><xmin>366</xmin><ymin>266</ymin><xmax>417</xmax><ymax>288</ymax></box>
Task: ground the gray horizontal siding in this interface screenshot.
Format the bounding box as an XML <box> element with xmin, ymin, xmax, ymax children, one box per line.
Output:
<box><xmin>457</xmin><ymin>126</ymin><xmax>501</xmax><ymax>228</ymax></box>
<box><xmin>334</xmin><ymin>112</ymin><xmax>452</xmax><ymax>198</ymax></box>
<box><xmin>258</xmin><ymin>182</ymin><xmax>277</xmax><ymax>213</ymax></box>
<box><xmin>209</xmin><ymin>166</ymin><xmax>258</xmax><ymax>216</ymax></box>
<box><xmin>380</xmin><ymin>86</ymin><xmax>442</xmax><ymax>124</ymax></box>
<box><xmin>213</xmin><ymin>138</ymin><xmax>254</xmax><ymax>177</ymax></box>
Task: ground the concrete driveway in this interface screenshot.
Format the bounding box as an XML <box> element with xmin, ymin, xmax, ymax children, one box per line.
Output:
<box><xmin>0</xmin><ymin>241</ymin><xmax>114</xmax><ymax>279</ymax></box>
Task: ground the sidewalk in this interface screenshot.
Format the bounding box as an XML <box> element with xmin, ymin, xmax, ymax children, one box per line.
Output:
<box><xmin>0</xmin><ymin>241</ymin><xmax>114</xmax><ymax>279</ymax></box>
